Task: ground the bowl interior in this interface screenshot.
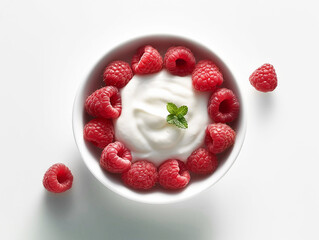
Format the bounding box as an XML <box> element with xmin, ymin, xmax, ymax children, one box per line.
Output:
<box><xmin>73</xmin><ymin>35</ymin><xmax>246</xmax><ymax>204</ymax></box>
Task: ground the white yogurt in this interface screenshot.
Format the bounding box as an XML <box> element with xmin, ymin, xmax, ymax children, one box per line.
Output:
<box><xmin>114</xmin><ymin>70</ymin><xmax>210</xmax><ymax>167</ymax></box>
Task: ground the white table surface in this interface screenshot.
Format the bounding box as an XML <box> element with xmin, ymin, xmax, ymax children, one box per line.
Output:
<box><xmin>1</xmin><ymin>0</ymin><xmax>319</xmax><ymax>239</ymax></box>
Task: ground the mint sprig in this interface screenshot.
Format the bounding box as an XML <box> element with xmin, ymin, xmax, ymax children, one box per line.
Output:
<box><xmin>166</xmin><ymin>103</ymin><xmax>188</xmax><ymax>129</ymax></box>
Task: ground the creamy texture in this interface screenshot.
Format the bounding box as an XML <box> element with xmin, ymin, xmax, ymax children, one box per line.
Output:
<box><xmin>114</xmin><ymin>70</ymin><xmax>210</xmax><ymax>167</ymax></box>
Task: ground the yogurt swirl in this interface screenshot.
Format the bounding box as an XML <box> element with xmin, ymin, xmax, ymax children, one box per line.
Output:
<box><xmin>114</xmin><ymin>70</ymin><xmax>210</xmax><ymax>166</ymax></box>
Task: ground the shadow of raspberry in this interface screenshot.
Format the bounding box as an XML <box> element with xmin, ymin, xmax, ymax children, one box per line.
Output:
<box><xmin>251</xmin><ymin>90</ymin><xmax>276</xmax><ymax>122</ymax></box>
<box><xmin>31</xmin><ymin>151</ymin><xmax>220</xmax><ymax>240</ymax></box>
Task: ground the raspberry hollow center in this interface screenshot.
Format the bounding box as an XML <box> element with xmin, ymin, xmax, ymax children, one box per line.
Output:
<box><xmin>137</xmin><ymin>52</ymin><xmax>145</xmax><ymax>64</ymax></box>
<box><xmin>110</xmin><ymin>94</ymin><xmax>118</xmax><ymax>107</ymax></box>
<box><xmin>176</xmin><ymin>59</ymin><xmax>187</xmax><ymax>68</ymax></box>
<box><xmin>57</xmin><ymin>173</ymin><xmax>68</xmax><ymax>184</ymax></box>
<box><xmin>219</xmin><ymin>99</ymin><xmax>231</xmax><ymax>113</ymax></box>
<box><xmin>117</xmin><ymin>148</ymin><xmax>125</xmax><ymax>158</ymax></box>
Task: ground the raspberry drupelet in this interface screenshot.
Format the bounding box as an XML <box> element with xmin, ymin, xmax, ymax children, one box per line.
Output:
<box><xmin>249</xmin><ymin>63</ymin><xmax>277</xmax><ymax>92</ymax></box>
<box><xmin>100</xmin><ymin>141</ymin><xmax>132</xmax><ymax>173</ymax></box>
<box><xmin>122</xmin><ymin>160</ymin><xmax>158</xmax><ymax>190</ymax></box>
<box><xmin>187</xmin><ymin>148</ymin><xmax>218</xmax><ymax>174</ymax></box>
<box><xmin>85</xmin><ymin>86</ymin><xmax>122</xmax><ymax>119</ymax></box>
<box><xmin>131</xmin><ymin>45</ymin><xmax>163</xmax><ymax>74</ymax></box>
<box><xmin>43</xmin><ymin>163</ymin><xmax>73</xmax><ymax>193</ymax></box>
<box><xmin>192</xmin><ymin>60</ymin><xmax>223</xmax><ymax>92</ymax></box>
<box><xmin>164</xmin><ymin>46</ymin><xmax>196</xmax><ymax>76</ymax></box>
<box><xmin>208</xmin><ymin>88</ymin><xmax>239</xmax><ymax>123</ymax></box>
<box><xmin>158</xmin><ymin>159</ymin><xmax>190</xmax><ymax>190</ymax></box>
<box><xmin>205</xmin><ymin>123</ymin><xmax>236</xmax><ymax>154</ymax></box>
<box><xmin>83</xmin><ymin>118</ymin><xmax>114</xmax><ymax>149</ymax></box>
<box><xmin>103</xmin><ymin>60</ymin><xmax>133</xmax><ymax>88</ymax></box>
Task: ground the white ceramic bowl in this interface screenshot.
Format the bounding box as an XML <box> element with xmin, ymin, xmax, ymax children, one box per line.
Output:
<box><xmin>72</xmin><ymin>34</ymin><xmax>246</xmax><ymax>204</ymax></box>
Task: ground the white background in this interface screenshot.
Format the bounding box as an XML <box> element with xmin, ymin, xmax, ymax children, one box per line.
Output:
<box><xmin>1</xmin><ymin>0</ymin><xmax>319</xmax><ymax>239</ymax></box>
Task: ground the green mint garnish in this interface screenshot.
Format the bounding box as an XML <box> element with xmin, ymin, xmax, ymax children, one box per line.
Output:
<box><xmin>166</xmin><ymin>102</ymin><xmax>188</xmax><ymax>129</ymax></box>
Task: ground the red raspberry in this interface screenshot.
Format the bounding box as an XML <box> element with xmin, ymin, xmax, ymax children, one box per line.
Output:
<box><xmin>208</xmin><ymin>88</ymin><xmax>239</xmax><ymax>123</ymax></box>
<box><xmin>103</xmin><ymin>61</ymin><xmax>133</xmax><ymax>88</ymax></box>
<box><xmin>164</xmin><ymin>46</ymin><xmax>196</xmax><ymax>76</ymax></box>
<box><xmin>85</xmin><ymin>86</ymin><xmax>121</xmax><ymax>119</ymax></box>
<box><xmin>100</xmin><ymin>141</ymin><xmax>132</xmax><ymax>173</ymax></box>
<box><xmin>43</xmin><ymin>163</ymin><xmax>73</xmax><ymax>193</ymax></box>
<box><xmin>83</xmin><ymin>118</ymin><xmax>114</xmax><ymax>149</ymax></box>
<box><xmin>205</xmin><ymin>123</ymin><xmax>236</xmax><ymax>154</ymax></box>
<box><xmin>192</xmin><ymin>60</ymin><xmax>223</xmax><ymax>91</ymax></box>
<box><xmin>249</xmin><ymin>63</ymin><xmax>277</xmax><ymax>92</ymax></box>
<box><xmin>186</xmin><ymin>148</ymin><xmax>218</xmax><ymax>174</ymax></box>
<box><xmin>131</xmin><ymin>45</ymin><xmax>163</xmax><ymax>74</ymax></box>
<box><xmin>158</xmin><ymin>159</ymin><xmax>190</xmax><ymax>190</ymax></box>
<box><xmin>122</xmin><ymin>160</ymin><xmax>158</xmax><ymax>190</ymax></box>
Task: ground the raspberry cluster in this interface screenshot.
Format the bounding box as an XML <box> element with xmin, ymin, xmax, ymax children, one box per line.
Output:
<box><xmin>44</xmin><ymin>42</ymin><xmax>278</xmax><ymax>193</ymax></box>
<box><xmin>81</xmin><ymin>44</ymin><xmax>240</xmax><ymax>191</ymax></box>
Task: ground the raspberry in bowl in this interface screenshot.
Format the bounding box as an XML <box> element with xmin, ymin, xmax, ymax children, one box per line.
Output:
<box><xmin>72</xmin><ymin>34</ymin><xmax>246</xmax><ymax>204</ymax></box>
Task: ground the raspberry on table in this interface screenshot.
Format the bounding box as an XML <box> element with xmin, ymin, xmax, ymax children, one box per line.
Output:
<box><xmin>208</xmin><ymin>88</ymin><xmax>239</xmax><ymax>123</ymax></box>
<box><xmin>205</xmin><ymin>123</ymin><xmax>236</xmax><ymax>154</ymax></box>
<box><xmin>158</xmin><ymin>159</ymin><xmax>190</xmax><ymax>190</ymax></box>
<box><xmin>85</xmin><ymin>86</ymin><xmax>122</xmax><ymax>119</ymax></box>
<box><xmin>131</xmin><ymin>45</ymin><xmax>163</xmax><ymax>74</ymax></box>
<box><xmin>122</xmin><ymin>160</ymin><xmax>158</xmax><ymax>190</ymax></box>
<box><xmin>192</xmin><ymin>60</ymin><xmax>223</xmax><ymax>91</ymax></box>
<box><xmin>43</xmin><ymin>163</ymin><xmax>73</xmax><ymax>193</ymax></box>
<box><xmin>103</xmin><ymin>60</ymin><xmax>133</xmax><ymax>88</ymax></box>
<box><xmin>249</xmin><ymin>63</ymin><xmax>277</xmax><ymax>92</ymax></box>
<box><xmin>100</xmin><ymin>141</ymin><xmax>132</xmax><ymax>173</ymax></box>
<box><xmin>186</xmin><ymin>148</ymin><xmax>218</xmax><ymax>174</ymax></box>
<box><xmin>164</xmin><ymin>46</ymin><xmax>196</xmax><ymax>76</ymax></box>
<box><xmin>83</xmin><ymin>118</ymin><xmax>114</xmax><ymax>149</ymax></box>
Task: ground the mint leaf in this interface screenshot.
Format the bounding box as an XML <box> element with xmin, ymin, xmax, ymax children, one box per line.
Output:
<box><xmin>176</xmin><ymin>105</ymin><xmax>188</xmax><ymax>116</ymax></box>
<box><xmin>177</xmin><ymin>115</ymin><xmax>188</xmax><ymax>129</ymax></box>
<box><xmin>167</xmin><ymin>115</ymin><xmax>187</xmax><ymax>129</ymax></box>
<box><xmin>166</xmin><ymin>114</ymin><xmax>176</xmax><ymax>122</ymax></box>
<box><xmin>174</xmin><ymin>119</ymin><xmax>187</xmax><ymax>129</ymax></box>
<box><xmin>167</xmin><ymin>103</ymin><xmax>178</xmax><ymax>114</ymax></box>
<box><xmin>166</xmin><ymin>102</ymin><xmax>188</xmax><ymax>129</ymax></box>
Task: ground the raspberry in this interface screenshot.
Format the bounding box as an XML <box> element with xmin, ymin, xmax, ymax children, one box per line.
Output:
<box><xmin>100</xmin><ymin>141</ymin><xmax>132</xmax><ymax>173</ymax></box>
<box><xmin>158</xmin><ymin>159</ymin><xmax>190</xmax><ymax>190</ymax></box>
<box><xmin>85</xmin><ymin>86</ymin><xmax>121</xmax><ymax>119</ymax></box>
<box><xmin>208</xmin><ymin>88</ymin><xmax>239</xmax><ymax>123</ymax></box>
<box><xmin>122</xmin><ymin>160</ymin><xmax>158</xmax><ymax>190</ymax></box>
<box><xmin>186</xmin><ymin>148</ymin><xmax>218</xmax><ymax>174</ymax></box>
<box><xmin>205</xmin><ymin>123</ymin><xmax>236</xmax><ymax>154</ymax></box>
<box><xmin>192</xmin><ymin>60</ymin><xmax>223</xmax><ymax>91</ymax></box>
<box><xmin>249</xmin><ymin>63</ymin><xmax>277</xmax><ymax>92</ymax></box>
<box><xmin>83</xmin><ymin>118</ymin><xmax>114</xmax><ymax>149</ymax></box>
<box><xmin>131</xmin><ymin>45</ymin><xmax>163</xmax><ymax>74</ymax></box>
<box><xmin>164</xmin><ymin>46</ymin><xmax>196</xmax><ymax>76</ymax></box>
<box><xmin>103</xmin><ymin>61</ymin><xmax>133</xmax><ymax>88</ymax></box>
<box><xmin>43</xmin><ymin>163</ymin><xmax>73</xmax><ymax>193</ymax></box>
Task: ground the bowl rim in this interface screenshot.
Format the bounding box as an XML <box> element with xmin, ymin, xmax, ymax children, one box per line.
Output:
<box><xmin>72</xmin><ymin>33</ymin><xmax>247</xmax><ymax>204</ymax></box>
